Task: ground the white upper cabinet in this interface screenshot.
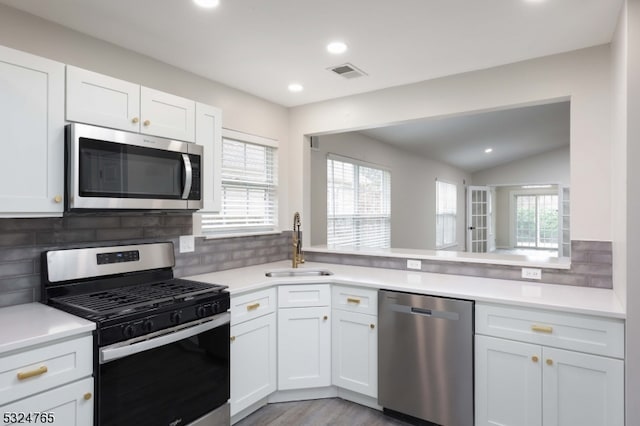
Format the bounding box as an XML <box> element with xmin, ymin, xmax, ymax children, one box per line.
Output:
<box><xmin>66</xmin><ymin>66</ymin><xmax>196</xmax><ymax>142</ymax></box>
<box><xmin>140</xmin><ymin>86</ymin><xmax>195</xmax><ymax>142</ymax></box>
<box><xmin>0</xmin><ymin>45</ymin><xmax>65</xmax><ymax>217</ymax></box>
<box><xmin>66</xmin><ymin>65</ymin><xmax>140</xmax><ymax>132</ymax></box>
<box><xmin>195</xmin><ymin>102</ymin><xmax>222</xmax><ymax>212</ymax></box>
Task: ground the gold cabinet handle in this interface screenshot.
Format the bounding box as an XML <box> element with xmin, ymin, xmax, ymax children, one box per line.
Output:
<box><xmin>131</xmin><ymin>117</ymin><xmax>139</xmax><ymax>124</ymax></box>
<box><xmin>53</xmin><ymin>195</ymin><xmax>62</xmax><ymax>203</ymax></box>
<box><xmin>246</xmin><ymin>303</ymin><xmax>260</xmax><ymax>311</ymax></box>
<box><xmin>17</xmin><ymin>365</ymin><xmax>48</xmax><ymax>380</ymax></box>
<box><xmin>84</xmin><ymin>392</ymin><xmax>92</xmax><ymax>400</ymax></box>
<box><xmin>531</xmin><ymin>325</ymin><xmax>553</xmax><ymax>334</ymax></box>
<box><xmin>323</xmin><ymin>315</ymin><xmax>328</xmax><ymax>321</ymax></box>
<box><xmin>143</xmin><ymin>119</ymin><xmax>151</xmax><ymax>126</ymax></box>
<box><xmin>546</xmin><ymin>359</ymin><xmax>553</xmax><ymax>366</ymax></box>
<box><xmin>532</xmin><ymin>355</ymin><xmax>539</xmax><ymax>363</ymax></box>
<box><xmin>370</xmin><ymin>324</ymin><xmax>375</xmax><ymax>329</ymax></box>
<box><xmin>230</xmin><ymin>336</ymin><xmax>236</xmax><ymax>342</ymax></box>
<box><xmin>347</xmin><ymin>297</ymin><xmax>361</xmax><ymax>304</ymax></box>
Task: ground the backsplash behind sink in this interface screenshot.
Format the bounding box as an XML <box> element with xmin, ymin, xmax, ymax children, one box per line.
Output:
<box><xmin>0</xmin><ymin>213</ymin><xmax>612</xmax><ymax>309</ymax></box>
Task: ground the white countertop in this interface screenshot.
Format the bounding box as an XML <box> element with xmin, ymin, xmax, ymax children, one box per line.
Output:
<box><xmin>187</xmin><ymin>260</ymin><xmax>625</xmax><ymax>319</ymax></box>
<box><xmin>0</xmin><ymin>303</ymin><xmax>95</xmax><ymax>354</ymax></box>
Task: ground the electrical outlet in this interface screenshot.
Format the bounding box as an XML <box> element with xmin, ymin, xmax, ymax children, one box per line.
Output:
<box><xmin>407</xmin><ymin>259</ymin><xmax>422</xmax><ymax>270</ymax></box>
<box><xmin>521</xmin><ymin>267</ymin><xmax>542</xmax><ymax>280</ymax></box>
<box><xmin>179</xmin><ymin>235</ymin><xmax>195</xmax><ymax>253</ymax></box>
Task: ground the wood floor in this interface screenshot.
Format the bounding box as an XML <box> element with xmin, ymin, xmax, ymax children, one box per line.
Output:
<box><xmin>235</xmin><ymin>398</ymin><xmax>413</xmax><ymax>426</ymax></box>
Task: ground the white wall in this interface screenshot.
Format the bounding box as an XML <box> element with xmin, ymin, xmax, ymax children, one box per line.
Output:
<box><xmin>471</xmin><ymin>146</ymin><xmax>570</xmax><ymax>186</ymax></box>
<box><xmin>0</xmin><ymin>4</ymin><xmax>291</xmax><ymax>227</ymax></box>
<box><xmin>291</xmin><ymin>45</ymin><xmax>612</xmax><ymax>244</ymax></box>
<box><xmin>310</xmin><ymin>132</ymin><xmax>469</xmax><ymax>250</ymax></box>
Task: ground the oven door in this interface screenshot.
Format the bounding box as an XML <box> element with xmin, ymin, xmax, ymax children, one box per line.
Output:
<box><xmin>98</xmin><ymin>314</ymin><xmax>229</xmax><ymax>426</ymax></box>
<box><xmin>67</xmin><ymin>123</ymin><xmax>203</xmax><ymax>210</ymax></box>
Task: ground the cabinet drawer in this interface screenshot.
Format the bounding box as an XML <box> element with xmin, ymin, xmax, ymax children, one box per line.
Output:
<box><xmin>278</xmin><ymin>284</ymin><xmax>330</xmax><ymax>308</ymax></box>
<box><xmin>0</xmin><ymin>335</ymin><xmax>93</xmax><ymax>405</ymax></box>
<box><xmin>231</xmin><ymin>288</ymin><xmax>276</xmax><ymax>325</ymax></box>
<box><xmin>332</xmin><ymin>285</ymin><xmax>378</xmax><ymax>315</ymax></box>
<box><xmin>476</xmin><ymin>303</ymin><xmax>624</xmax><ymax>358</ymax></box>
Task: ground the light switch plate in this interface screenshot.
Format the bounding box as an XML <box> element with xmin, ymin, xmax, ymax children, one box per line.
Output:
<box><xmin>179</xmin><ymin>235</ymin><xmax>195</xmax><ymax>253</ymax></box>
<box><xmin>407</xmin><ymin>259</ymin><xmax>422</xmax><ymax>270</ymax></box>
<box><xmin>521</xmin><ymin>267</ymin><xmax>542</xmax><ymax>280</ymax></box>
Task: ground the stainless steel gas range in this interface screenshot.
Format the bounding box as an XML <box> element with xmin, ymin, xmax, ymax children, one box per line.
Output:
<box><xmin>41</xmin><ymin>242</ymin><xmax>230</xmax><ymax>426</ymax></box>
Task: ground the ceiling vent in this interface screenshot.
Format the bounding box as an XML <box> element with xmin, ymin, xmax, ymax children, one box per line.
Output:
<box><xmin>328</xmin><ymin>63</ymin><xmax>367</xmax><ymax>79</ymax></box>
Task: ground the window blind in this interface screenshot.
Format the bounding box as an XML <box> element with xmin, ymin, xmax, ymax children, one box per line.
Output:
<box><xmin>327</xmin><ymin>155</ymin><xmax>390</xmax><ymax>248</ymax></box>
<box><xmin>201</xmin><ymin>136</ymin><xmax>278</xmax><ymax>234</ymax></box>
<box><xmin>436</xmin><ymin>180</ymin><xmax>457</xmax><ymax>248</ymax></box>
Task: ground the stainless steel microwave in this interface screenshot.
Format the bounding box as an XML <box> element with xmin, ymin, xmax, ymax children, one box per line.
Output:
<box><xmin>66</xmin><ymin>123</ymin><xmax>203</xmax><ymax>211</ymax></box>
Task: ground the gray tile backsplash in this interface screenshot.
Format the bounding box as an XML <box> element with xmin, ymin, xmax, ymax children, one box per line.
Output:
<box><xmin>0</xmin><ymin>213</ymin><xmax>292</xmax><ymax>308</ymax></box>
<box><xmin>0</xmin><ymin>212</ymin><xmax>613</xmax><ymax>309</ymax></box>
<box><xmin>304</xmin><ymin>240</ymin><xmax>613</xmax><ymax>289</ymax></box>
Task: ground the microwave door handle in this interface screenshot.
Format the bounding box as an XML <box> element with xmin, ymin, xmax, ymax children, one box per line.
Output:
<box><xmin>181</xmin><ymin>153</ymin><xmax>192</xmax><ymax>199</ymax></box>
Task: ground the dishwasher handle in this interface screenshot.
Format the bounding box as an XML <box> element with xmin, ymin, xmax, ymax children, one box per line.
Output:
<box><xmin>389</xmin><ymin>303</ymin><xmax>460</xmax><ymax>321</ymax></box>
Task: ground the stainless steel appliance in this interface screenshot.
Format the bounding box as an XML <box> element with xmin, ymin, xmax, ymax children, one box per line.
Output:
<box><xmin>66</xmin><ymin>123</ymin><xmax>203</xmax><ymax>211</ymax></box>
<box><xmin>378</xmin><ymin>290</ymin><xmax>474</xmax><ymax>426</ymax></box>
<box><xmin>41</xmin><ymin>242</ymin><xmax>230</xmax><ymax>426</ymax></box>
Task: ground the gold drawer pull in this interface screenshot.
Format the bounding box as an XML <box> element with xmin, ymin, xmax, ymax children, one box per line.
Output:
<box><xmin>246</xmin><ymin>303</ymin><xmax>260</xmax><ymax>311</ymax></box>
<box><xmin>347</xmin><ymin>297</ymin><xmax>361</xmax><ymax>304</ymax></box>
<box><xmin>17</xmin><ymin>365</ymin><xmax>48</xmax><ymax>380</ymax></box>
<box><xmin>546</xmin><ymin>359</ymin><xmax>554</xmax><ymax>366</ymax></box>
<box><xmin>532</xmin><ymin>355</ymin><xmax>539</xmax><ymax>363</ymax></box>
<box><xmin>323</xmin><ymin>315</ymin><xmax>328</xmax><ymax>321</ymax></box>
<box><xmin>370</xmin><ymin>324</ymin><xmax>375</xmax><ymax>329</ymax></box>
<box><xmin>230</xmin><ymin>336</ymin><xmax>236</xmax><ymax>342</ymax></box>
<box><xmin>131</xmin><ymin>117</ymin><xmax>139</xmax><ymax>124</ymax></box>
<box><xmin>531</xmin><ymin>325</ymin><xmax>553</xmax><ymax>334</ymax></box>
<box><xmin>84</xmin><ymin>392</ymin><xmax>92</xmax><ymax>400</ymax></box>
<box><xmin>143</xmin><ymin>119</ymin><xmax>151</xmax><ymax>126</ymax></box>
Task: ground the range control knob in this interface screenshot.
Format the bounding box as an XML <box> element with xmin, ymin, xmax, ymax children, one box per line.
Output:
<box><xmin>196</xmin><ymin>305</ymin><xmax>207</xmax><ymax>318</ymax></box>
<box><xmin>142</xmin><ymin>320</ymin><xmax>154</xmax><ymax>333</ymax></box>
<box><xmin>170</xmin><ymin>311</ymin><xmax>182</xmax><ymax>324</ymax></box>
<box><xmin>211</xmin><ymin>301</ymin><xmax>220</xmax><ymax>314</ymax></box>
<box><xmin>123</xmin><ymin>324</ymin><xmax>135</xmax><ymax>339</ymax></box>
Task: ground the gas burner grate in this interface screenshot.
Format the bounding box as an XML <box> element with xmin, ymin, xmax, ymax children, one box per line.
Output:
<box><xmin>51</xmin><ymin>279</ymin><xmax>224</xmax><ymax>316</ymax></box>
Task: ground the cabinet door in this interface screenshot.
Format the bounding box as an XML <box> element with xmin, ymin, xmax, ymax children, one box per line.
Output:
<box><xmin>1</xmin><ymin>377</ymin><xmax>93</xmax><ymax>426</ymax></box>
<box><xmin>331</xmin><ymin>309</ymin><xmax>377</xmax><ymax>397</ymax></box>
<box><xmin>140</xmin><ymin>86</ymin><xmax>195</xmax><ymax>142</ymax></box>
<box><xmin>542</xmin><ymin>347</ymin><xmax>624</xmax><ymax>426</ymax></box>
<box><xmin>278</xmin><ymin>307</ymin><xmax>331</xmax><ymax>390</ymax></box>
<box><xmin>66</xmin><ymin>65</ymin><xmax>140</xmax><ymax>132</ymax></box>
<box><xmin>195</xmin><ymin>102</ymin><xmax>222</xmax><ymax>212</ymax></box>
<box><xmin>475</xmin><ymin>335</ymin><xmax>542</xmax><ymax>426</ymax></box>
<box><xmin>230</xmin><ymin>313</ymin><xmax>276</xmax><ymax>417</ymax></box>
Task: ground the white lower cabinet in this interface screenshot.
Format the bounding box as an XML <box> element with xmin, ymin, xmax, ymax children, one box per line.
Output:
<box><xmin>475</xmin><ymin>303</ymin><xmax>624</xmax><ymax>426</ymax></box>
<box><xmin>230</xmin><ymin>312</ymin><xmax>277</xmax><ymax>417</ymax></box>
<box><xmin>1</xmin><ymin>377</ymin><xmax>94</xmax><ymax>426</ymax></box>
<box><xmin>331</xmin><ymin>309</ymin><xmax>377</xmax><ymax>397</ymax></box>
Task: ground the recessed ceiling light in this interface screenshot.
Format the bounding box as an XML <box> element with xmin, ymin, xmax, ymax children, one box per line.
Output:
<box><xmin>524</xmin><ymin>0</ymin><xmax>547</xmax><ymax>3</ymax></box>
<box><xmin>327</xmin><ymin>41</ymin><xmax>348</xmax><ymax>55</ymax></box>
<box><xmin>193</xmin><ymin>0</ymin><xmax>220</xmax><ymax>8</ymax></box>
<box><xmin>288</xmin><ymin>83</ymin><xmax>304</xmax><ymax>93</ymax></box>
<box><xmin>484</xmin><ymin>148</ymin><xmax>493</xmax><ymax>153</ymax></box>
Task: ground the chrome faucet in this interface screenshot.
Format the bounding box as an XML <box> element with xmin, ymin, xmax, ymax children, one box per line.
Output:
<box><xmin>292</xmin><ymin>212</ymin><xmax>304</xmax><ymax>268</ymax></box>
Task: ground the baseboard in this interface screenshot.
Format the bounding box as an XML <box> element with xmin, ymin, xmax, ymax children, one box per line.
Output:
<box><xmin>268</xmin><ymin>386</ymin><xmax>339</xmax><ymax>403</ymax></box>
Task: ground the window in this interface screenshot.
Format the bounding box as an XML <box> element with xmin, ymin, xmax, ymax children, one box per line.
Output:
<box><xmin>327</xmin><ymin>155</ymin><xmax>390</xmax><ymax>248</ymax></box>
<box><xmin>201</xmin><ymin>131</ymin><xmax>278</xmax><ymax>234</ymax></box>
<box><xmin>515</xmin><ymin>194</ymin><xmax>558</xmax><ymax>249</ymax></box>
<box><xmin>436</xmin><ymin>181</ymin><xmax>457</xmax><ymax>248</ymax></box>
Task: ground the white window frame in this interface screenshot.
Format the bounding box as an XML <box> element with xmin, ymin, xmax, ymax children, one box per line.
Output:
<box><xmin>197</xmin><ymin>128</ymin><xmax>279</xmax><ymax>238</ymax></box>
<box><xmin>326</xmin><ymin>154</ymin><xmax>391</xmax><ymax>248</ymax></box>
<box><xmin>435</xmin><ymin>180</ymin><xmax>457</xmax><ymax>249</ymax></box>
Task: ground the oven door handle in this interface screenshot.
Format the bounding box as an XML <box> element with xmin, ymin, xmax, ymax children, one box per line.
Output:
<box><xmin>99</xmin><ymin>312</ymin><xmax>230</xmax><ymax>364</ymax></box>
<box><xmin>181</xmin><ymin>153</ymin><xmax>193</xmax><ymax>199</ymax></box>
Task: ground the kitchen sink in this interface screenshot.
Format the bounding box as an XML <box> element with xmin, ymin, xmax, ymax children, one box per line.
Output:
<box><xmin>265</xmin><ymin>268</ymin><xmax>334</xmax><ymax>277</ymax></box>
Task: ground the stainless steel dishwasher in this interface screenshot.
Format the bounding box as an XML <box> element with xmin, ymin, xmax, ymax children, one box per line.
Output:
<box><xmin>378</xmin><ymin>290</ymin><xmax>474</xmax><ymax>426</ymax></box>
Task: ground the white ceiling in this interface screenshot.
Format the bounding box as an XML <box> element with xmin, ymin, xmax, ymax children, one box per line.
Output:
<box><xmin>0</xmin><ymin>0</ymin><xmax>623</xmax><ymax>107</ymax></box>
<box><xmin>357</xmin><ymin>101</ymin><xmax>570</xmax><ymax>173</ymax></box>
